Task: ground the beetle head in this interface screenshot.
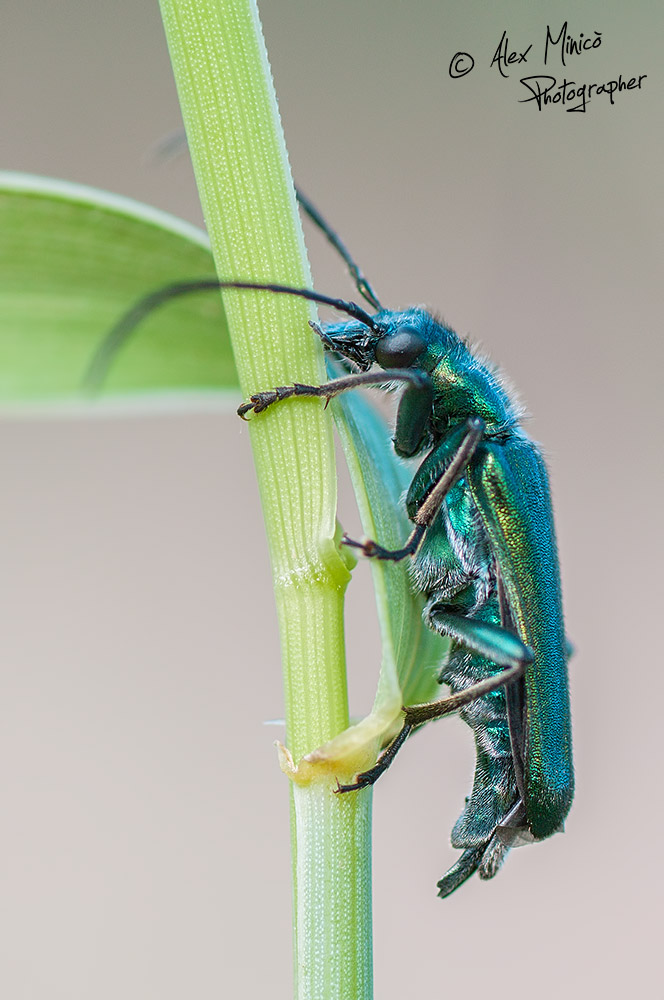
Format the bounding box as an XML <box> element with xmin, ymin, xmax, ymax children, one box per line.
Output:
<box><xmin>316</xmin><ymin>308</ymin><xmax>447</xmax><ymax>373</ymax></box>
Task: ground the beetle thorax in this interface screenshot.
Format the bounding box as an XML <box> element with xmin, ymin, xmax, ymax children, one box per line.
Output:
<box><xmin>429</xmin><ymin>335</ymin><xmax>519</xmax><ymax>429</ymax></box>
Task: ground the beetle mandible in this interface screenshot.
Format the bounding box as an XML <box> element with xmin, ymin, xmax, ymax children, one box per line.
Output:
<box><xmin>88</xmin><ymin>191</ymin><xmax>574</xmax><ymax>896</ymax></box>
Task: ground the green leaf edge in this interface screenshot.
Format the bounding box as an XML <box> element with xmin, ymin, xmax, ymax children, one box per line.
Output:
<box><xmin>0</xmin><ymin>171</ymin><xmax>237</xmax><ymax>409</ymax></box>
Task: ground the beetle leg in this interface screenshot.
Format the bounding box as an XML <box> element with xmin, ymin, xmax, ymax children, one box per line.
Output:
<box><xmin>335</xmin><ymin>673</ymin><xmax>523</xmax><ymax>794</ymax></box>
<box><xmin>401</xmin><ymin>661</ymin><xmax>524</xmax><ymax>729</ymax></box>
<box><xmin>437</xmin><ymin>799</ymin><xmax>529</xmax><ymax>897</ymax></box>
<box><xmin>341</xmin><ymin>418</ymin><xmax>485</xmax><ymax>560</ymax></box>
<box><xmin>336</xmin><ymin>633</ymin><xmax>529</xmax><ymax>793</ymax></box>
<box><xmin>341</xmin><ymin>524</ymin><xmax>427</xmax><ymax>561</ymax></box>
<box><xmin>393</xmin><ymin>377</ymin><xmax>436</xmax><ymax>457</ymax></box>
<box><xmin>425</xmin><ymin>608</ymin><xmax>533</xmax><ymax>670</ymax></box>
<box><xmin>437</xmin><ymin>829</ymin><xmax>515</xmax><ymax>897</ymax></box>
<box><xmin>335</xmin><ymin>722</ymin><xmax>414</xmax><ymax>792</ymax></box>
<box><xmin>436</xmin><ymin>846</ymin><xmax>485</xmax><ymax>898</ymax></box>
<box><xmin>237</xmin><ymin>368</ymin><xmax>431</xmax><ymax>418</ymax></box>
<box><xmin>336</xmin><ymin>663</ymin><xmax>521</xmax><ymax>793</ymax></box>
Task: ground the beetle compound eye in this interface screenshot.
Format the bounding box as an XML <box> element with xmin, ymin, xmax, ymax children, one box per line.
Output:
<box><xmin>375</xmin><ymin>327</ymin><xmax>425</xmax><ymax>369</ymax></box>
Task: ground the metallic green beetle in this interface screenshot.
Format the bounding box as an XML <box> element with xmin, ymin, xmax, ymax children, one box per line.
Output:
<box><xmin>235</xmin><ymin>196</ymin><xmax>574</xmax><ymax>897</ymax></box>
<box><xmin>89</xmin><ymin>193</ymin><xmax>574</xmax><ymax>896</ymax></box>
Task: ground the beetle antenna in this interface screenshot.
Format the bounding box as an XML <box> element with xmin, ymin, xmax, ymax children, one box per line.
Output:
<box><xmin>147</xmin><ymin>131</ymin><xmax>381</xmax><ymax>309</ymax></box>
<box><xmin>295</xmin><ymin>190</ymin><xmax>383</xmax><ymax>311</ymax></box>
<box><xmin>83</xmin><ymin>278</ymin><xmax>382</xmax><ymax>392</ymax></box>
<box><xmin>149</xmin><ymin>127</ymin><xmax>189</xmax><ymax>164</ymax></box>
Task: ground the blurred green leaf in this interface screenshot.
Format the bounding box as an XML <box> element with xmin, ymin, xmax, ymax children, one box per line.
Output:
<box><xmin>0</xmin><ymin>172</ymin><xmax>236</xmax><ymax>407</ymax></box>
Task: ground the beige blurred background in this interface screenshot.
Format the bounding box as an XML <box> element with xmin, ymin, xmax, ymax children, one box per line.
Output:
<box><xmin>1</xmin><ymin>1</ymin><xmax>662</xmax><ymax>997</ymax></box>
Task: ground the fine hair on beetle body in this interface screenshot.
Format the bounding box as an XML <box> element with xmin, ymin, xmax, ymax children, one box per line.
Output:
<box><xmin>88</xmin><ymin>189</ymin><xmax>574</xmax><ymax>898</ymax></box>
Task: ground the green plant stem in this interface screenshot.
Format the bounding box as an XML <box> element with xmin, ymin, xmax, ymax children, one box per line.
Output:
<box><xmin>157</xmin><ymin>1</ymin><xmax>373</xmax><ymax>997</ymax></box>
